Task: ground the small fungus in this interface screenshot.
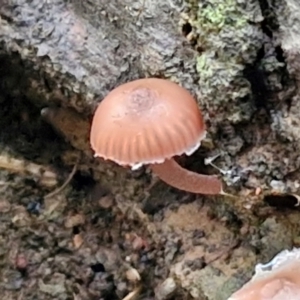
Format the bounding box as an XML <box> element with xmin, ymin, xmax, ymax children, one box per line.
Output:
<box><xmin>90</xmin><ymin>78</ymin><xmax>223</xmax><ymax>195</ymax></box>
<box><xmin>229</xmin><ymin>248</ymin><xmax>300</xmax><ymax>300</ymax></box>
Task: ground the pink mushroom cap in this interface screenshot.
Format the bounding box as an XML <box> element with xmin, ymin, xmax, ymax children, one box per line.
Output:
<box><xmin>90</xmin><ymin>78</ymin><xmax>206</xmax><ymax>170</ymax></box>
<box><xmin>90</xmin><ymin>78</ymin><xmax>223</xmax><ymax>195</ymax></box>
<box><xmin>229</xmin><ymin>248</ymin><xmax>300</xmax><ymax>300</ymax></box>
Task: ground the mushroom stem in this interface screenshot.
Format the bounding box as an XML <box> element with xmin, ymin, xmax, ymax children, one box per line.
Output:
<box><xmin>150</xmin><ymin>158</ymin><xmax>223</xmax><ymax>195</ymax></box>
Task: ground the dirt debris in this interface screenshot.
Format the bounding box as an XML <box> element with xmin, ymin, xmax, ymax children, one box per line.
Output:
<box><xmin>1</xmin><ymin>148</ymin><xmax>300</xmax><ymax>300</ymax></box>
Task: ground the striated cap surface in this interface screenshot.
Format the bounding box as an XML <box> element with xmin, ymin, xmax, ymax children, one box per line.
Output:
<box><xmin>90</xmin><ymin>78</ymin><xmax>206</xmax><ymax>169</ymax></box>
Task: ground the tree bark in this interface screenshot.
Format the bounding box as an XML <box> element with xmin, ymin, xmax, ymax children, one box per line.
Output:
<box><xmin>1</xmin><ymin>0</ymin><xmax>300</xmax><ymax>299</ymax></box>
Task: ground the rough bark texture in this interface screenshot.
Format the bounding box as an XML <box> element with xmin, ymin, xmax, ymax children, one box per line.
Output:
<box><xmin>1</xmin><ymin>0</ymin><xmax>300</xmax><ymax>299</ymax></box>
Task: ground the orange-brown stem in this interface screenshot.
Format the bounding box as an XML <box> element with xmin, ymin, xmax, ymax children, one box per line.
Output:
<box><xmin>150</xmin><ymin>158</ymin><xmax>223</xmax><ymax>195</ymax></box>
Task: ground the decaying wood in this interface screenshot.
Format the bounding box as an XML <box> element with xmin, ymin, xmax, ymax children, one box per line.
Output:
<box><xmin>0</xmin><ymin>0</ymin><xmax>197</xmax><ymax>113</ymax></box>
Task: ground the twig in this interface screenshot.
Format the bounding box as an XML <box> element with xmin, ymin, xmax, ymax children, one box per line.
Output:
<box><xmin>0</xmin><ymin>150</ymin><xmax>58</xmax><ymax>187</ymax></box>
<box><xmin>135</xmin><ymin>0</ymin><xmax>145</xmax><ymax>21</ymax></box>
<box><xmin>122</xmin><ymin>286</ymin><xmax>142</xmax><ymax>300</ymax></box>
<box><xmin>44</xmin><ymin>157</ymin><xmax>79</xmax><ymax>199</ymax></box>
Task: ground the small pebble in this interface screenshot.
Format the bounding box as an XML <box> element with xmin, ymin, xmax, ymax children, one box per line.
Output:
<box><xmin>0</xmin><ymin>199</ymin><xmax>11</xmax><ymax>213</ymax></box>
<box><xmin>126</xmin><ymin>268</ymin><xmax>141</xmax><ymax>282</ymax></box>
<box><xmin>155</xmin><ymin>277</ymin><xmax>177</xmax><ymax>300</ymax></box>
<box><xmin>98</xmin><ymin>195</ymin><xmax>114</xmax><ymax>209</ymax></box>
<box><xmin>73</xmin><ymin>234</ymin><xmax>84</xmax><ymax>249</ymax></box>
<box><xmin>64</xmin><ymin>214</ymin><xmax>85</xmax><ymax>228</ymax></box>
<box><xmin>15</xmin><ymin>254</ymin><xmax>27</xmax><ymax>271</ymax></box>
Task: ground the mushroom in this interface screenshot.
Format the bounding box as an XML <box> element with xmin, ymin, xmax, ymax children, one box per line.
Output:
<box><xmin>228</xmin><ymin>248</ymin><xmax>300</xmax><ymax>300</ymax></box>
<box><xmin>90</xmin><ymin>78</ymin><xmax>223</xmax><ymax>195</ymax></box>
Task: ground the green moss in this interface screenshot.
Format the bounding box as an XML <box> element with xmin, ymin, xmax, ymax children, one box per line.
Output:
<box><xmin>197</xmin><ymin>0</ymin><xmax>247</xmax><ymax>32</ymax></box>
<box><xmin>194</xmin><ymin>0</ymin><xmax>262</xmax><ymax>60</ymax></box>
<box><xmin>184</xmin><ymin>0</ymin><xmax>264</xmax><ymax>121</ymax></box>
